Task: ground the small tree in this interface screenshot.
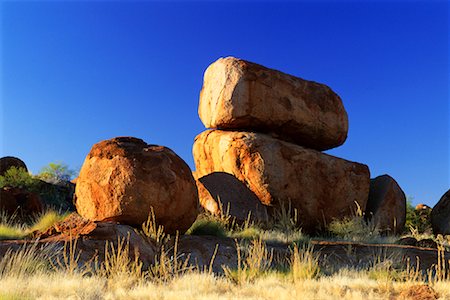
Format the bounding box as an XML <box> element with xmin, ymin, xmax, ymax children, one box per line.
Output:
<box><xmin>37</xmin><ymin>162</ymin><xmax>76</xmax><ymax>182</ymax></box>
<box><xmin>0</xmin><ymin>167</ymin><xmax>38</xmax><ymax>190</ymax></box>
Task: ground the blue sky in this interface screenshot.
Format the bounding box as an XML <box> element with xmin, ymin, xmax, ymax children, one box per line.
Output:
<box><xmin>1</xmin><ymin>1</ymin><xmax>448</xmax><ymax>206</ymax></box>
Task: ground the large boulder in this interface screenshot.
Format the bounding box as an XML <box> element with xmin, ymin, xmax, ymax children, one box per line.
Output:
<box><xmin>195</xmin><ymin>172</ymin><xmax>269</xmax><ymax>224</ymax></box>
<box><xmin>0</xmin><ymin>187</ymin><xmax>43</xmax><ymax>220</ymax></box>
<box><xmin>193</xmin><ymin>130</ymin><xmax>370</xmax><ymax>232</ymax></box>
<box><xmin>0</xmin><ymin>156</ymin><xmax>28</xmax><ymax>176</ymax></box>
<box><xmin>365</xmin><ymin>175</ymin><xmax>406</xmax><ymax>234</ymax></box>
<box><xmin>75</xmin><ymin>137</ymin><xmax>198</xmax><ymax>234</ymax></box>
<box><xmin>431</xmin><ymin>189</ymin><xmax>450</xmax><ymax>235</ymax></box>
<box><xmin>198</xmin><ymin>57</ymin><xmax>348</xmax><ymax>151</ymax></box>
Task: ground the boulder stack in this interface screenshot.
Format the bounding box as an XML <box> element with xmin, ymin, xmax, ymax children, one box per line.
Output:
<box><xmin>193</xmin><ymin>57</ymin><xmax>371</xmax><ymax>232</ymax></box>
<box><xmin>75</xmin><ymin>137</ymin><xmax>199</xmax><ymax>234</ymax></box>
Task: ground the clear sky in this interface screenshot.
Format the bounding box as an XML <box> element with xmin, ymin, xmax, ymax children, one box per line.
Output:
<box><xmin>1</xmin><ymin>1</ymin><xmax>448</xmax><ymax>207</ymax></box>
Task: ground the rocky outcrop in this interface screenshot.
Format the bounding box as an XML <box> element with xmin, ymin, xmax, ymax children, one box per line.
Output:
<box><xmin>0</xmin><ymin>187</ymin><xmax>43</xmax><ymax>220</ymax></box>
<box><xmin>193</xmin><ymin>130</ymin><xmax>370</xmax><ymax>233</ymax></box>
<box><xmin>75</xmin><ymin>137</ymin><xmax>198</xmax><ymax>234</ymax></box>
<box><xmin>0</xmin><ymin>156</ymin><xmax>28</xmax><ymax>175</ymax></box>
<box><xmin>198</xmin><ymin>57</ymin><xmax>348</xmax><ymax>151</ymax></box>
<box><xmin>195</xmin><ymin>172</ymin><xmax>269</xmax><ymax>224</ymax></box>
<box><xmin>431</xmin><ymin>189</ymin><xmax>450</xmax><ymax>235</ymax></box>
<box><xmin>365</xmin><ymin>175</ymin><xmax>406</xmax><ymax>234</ymax></box>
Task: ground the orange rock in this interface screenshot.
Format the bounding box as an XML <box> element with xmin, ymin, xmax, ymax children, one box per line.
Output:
<box><xmin>366</xmin><ymin>175</ymin><xmax>406</xmax><ymax>233</ymax></box>
<box><xmin>198</xmin><ymin>57</ymin><xmax>348</xmax><ymax>151</ymax></box>
<box><xmin>193</xmin><ymin>130</ymin><xmax>370</xmax><ymax>232</ymax></box>
<box><xmin>75</xmin><ymin>137</ymin><xmax>198</xmax><ymax>234</ymax></box>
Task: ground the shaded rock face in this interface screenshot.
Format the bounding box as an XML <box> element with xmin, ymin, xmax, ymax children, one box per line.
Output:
<box><xmin>0</xmin><ymin>187</ymin><xmax>43</xmax><ymax>220</ymax></box>
<box><xmin>193</xmin><ymin>130</ymin><xmax>370</xmax><ymax>233</ymax></box>
<box><xmin>195</xmin><ymin>172</ymin><xmax>269</xmax><ymax>224</ymax></box>
<box><xmin>365</xmin><ymin>175</ymin><xmax>406</xmax><ymax>234</ymax></box>
<box><xmin>75</xmin><ymin>137</ymin><xmax>199</xmax><ymax>234</ymax></box>
<box><xmin>198</xmin><ymin>57</ymin><xmax>348</xmax><ymax>151</ymax></box>
<box><xmin>0</xmin><ymin>156</ymin><xmax>28</xmax><ymax>175</ymax></box>
<box><xmin>431</xmin><ymin>189</ymin><xmax>450</xmax><ymax>235</ymax></box>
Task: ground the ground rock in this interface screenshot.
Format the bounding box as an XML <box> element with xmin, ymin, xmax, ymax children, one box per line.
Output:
<box><xmin>0</xmin><ymin>187</ymin><xmax>43</xmax><ymax>220</ymax></box>
<box><xmin>195</xmin><ymin>172</ymin><xmax>269</xmax><ymax>224</ymax></box>
<box><xmin>75</xmin><ymin>137</ymin><xmax>198</xmax><ymax>233</ymax></box>
<box><xmin>193</xmin><ymin>130</ymin><xmax>370</xmax><ymax>232</ymax></box>
<box><xmin>365</xmin><ymin>175</ymin><xmax>406</xmax><ymax>234</ymax></box>
<box><xmin>431</xmin><ymin>189</ymin><xmax>450</xmax><ymax>235</ymax></box>
<box><xmin>0</xmin><ymin>156</ymin><xmax>28</xmax><ymax>175</ymax></box>
<box><xmin>198</xmin><ymin>57</ymin><xmax>348</xmax><ymax>150</ymax></box>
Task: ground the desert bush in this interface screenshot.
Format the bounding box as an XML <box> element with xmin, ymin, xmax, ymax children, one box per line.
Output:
<box><xmin>289</xmin><ymin>243</ymin><xmax>321</xmax><ymax>280</ymax></box>
<box><xmin>328</xmin><ymin>203</ymin><xmax>381</xmax><ymax>242</ymax></box>
<box><xmin>0</xmin><ymin>210</ymin><xmax>66</xmax><ymax>240</ymax></box>
<box><xmin>223</xmin><ymin>238</ymin><xmax>273</xmax><ymax>284</ymax></box>
<box><xmin>37</xmin><ymin>162</ymin><xmax>76</xmax><ymax>183</ymax></box>
<box><xmin>186</xmin><ymin>217</ymin><xmax>227</xmax><ymax>238</ymax></box>
<box><xmin>0</xmin><ymin>167</ymin><xmax>38</xmax><ymax>191</ymax></box>
<box><xmin>405</xmin><ymin>199</ymin><xmax>432</xmax><ymax>234</ymax></box>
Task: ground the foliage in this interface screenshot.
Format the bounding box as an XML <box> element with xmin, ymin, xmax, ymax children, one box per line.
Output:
<box><xmin>186</xmin><ymin>217</ymin><xmax>227</xmax><ymax>238</ymax></box>
<box><xmin>223</xmin><ymin>238</ymin><xmax>273</xmax><ymax>284</ymax></box>
<box><xmin>405</xmin><ymin>198</ymin><xmax>432</xmax><ymax>234</ymax></box>
<box><xmin>0</xmin><ymin>210</ymin><xmax>66</xmax><ymax>240</ymax></box>
<box><xmin>289</xmin><ymin>243</ymin><xmax>321</xmax><ymax>280</ymax></box>
<box><xmin>0</xmin><ymin>167</ymin><xmax>38</xmax><ymax>191</ymax></box>
<box><xmin>328</xmin><ymin>202</ymin><xmax>380</xmax><ymax>242</ymax></box>
<box><xmin>37</xmin><ymin>162</ymin><xmax>76</xmax><ymax>182</ymax></box>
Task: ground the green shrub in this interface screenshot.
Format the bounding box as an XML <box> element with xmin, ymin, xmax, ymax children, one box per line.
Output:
<box><xmin>186</xmin><ymin>218</ymin><xmax>227</xmax><ymax>238</ymax></box>
<box><xmin>0</xmin><ymin>167</ymin><xmax>38</xmax><ymax>191</ymax></box>
<box><xmin>405</xmin><ymin>198</ymin><xmax>432</xmax><ymax>234</ymax></box>
<box><xmin>37</xmin><ymin>162</ymin><xmax>76</xmax><ymax>182</ymax></box>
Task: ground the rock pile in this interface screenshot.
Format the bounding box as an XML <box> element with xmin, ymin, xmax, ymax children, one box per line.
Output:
<box><xmin>75</xmin><ymin>137</ymin><xmax>199</xmax><ymax>233</ymax></box>
<box><xmin>193</xmin><ymin>57</ymin><xmax>372</xmax><ymax>232</ymax></box>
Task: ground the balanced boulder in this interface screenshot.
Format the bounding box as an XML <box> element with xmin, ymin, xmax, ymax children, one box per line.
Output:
<box><xmin>195</xmin><ymin>172</ymin><xmax>269</xmax><ymax>224</ymax></box>
<box><xmin>75</xmin><ymin>137</ymin><xmax>198</xmax><ymax>233</ymax></box>
<box><xmin>365</xmin><ymin>175</ymin><xmax>406</xmax><ymax>234</ymax></box>
<box><xmin>0</xmin><ymin>156</ymin><xmax>28</xmax><ymax>176</ymax></box>
<box><xmin>198</xmin><ymin>57</ymin><xmax>348</xmax><ymax>150</ymax></box>
<box><xmin>431</xmin><ymin>189</ymin><xmax>450</xmax><ymax>235</ymax></box>
<box><xmin>193</xmin><ymin>130</ymin><xmax>370</xmax><ymax>232</ymax></box>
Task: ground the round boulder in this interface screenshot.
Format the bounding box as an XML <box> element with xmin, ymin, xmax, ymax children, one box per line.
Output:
<box><xmin>75</xmin><ymin>137</ymin><xmax>198</xmax><ymax>234</ymax></box>
<box><xmin>0</xmin><ymin>156</ymin><xmax>28</xmax><ymax>176</ymax></box>
<box><xmin>431</xmin><ymin>189</ymin><xmax>450</xmax><ymax>235</ymax></box>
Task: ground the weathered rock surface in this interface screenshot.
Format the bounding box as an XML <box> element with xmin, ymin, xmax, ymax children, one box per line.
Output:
<box><xmin>193</xmin><ymin>130</ymin><xmax>370</xmax><ymax>232</ymax></box>
<box><xmin>0</xmin><ymin>156</ymin><xmax>28</xmax><ymax>175</ymax></box>
<box><xmin>0</xmin><ymin>187</ymin><xmax>43</xmax><ymax>220</ymax></box>
<box><xmin>198</xmin><ymin>57</ymin><xmax>348</xmax><ymax>150</ymax></box>
<box><xmin>431</xmin><ymin>189</ymin><xmax>450</xmax><ymax>235</ymax></box>
<box><xmin>365</xmin><ymin>175</ymin><xmax>406</xmax><ymax>233</ymax></box>
<box><xmin>1</xmin><ymin>214</ymin><xmax>157</xmax><ymax>270</ymax></box>
<box><xmin>75</xmin><ymin>137</ymin><xmax>198</xmax><ymax>233</ymax></box>
<box><xmin>195</xmin><ymin>172</ymin><xmax>269</xmax><ymax>224</ymax></box>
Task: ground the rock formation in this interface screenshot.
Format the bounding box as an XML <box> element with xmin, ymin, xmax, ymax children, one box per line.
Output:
<box><xmin>193</xmin><ymin>57</ymin><xmax>372</xmax><ymax>233</ymax></box>
<box><xmin>365</xmin><ymin>174</ymin><xmax>406</xmax><ymax>234</ymax></box>
<box><xmin>0</xmin><ymin>187</ymin><xmax>43</xmax><ymax>220</ymax></box>
<box><xmin>0</xmin><ymin>156</ymin><xmax>28</xmax><ymax>176</ymax></box>
<box><xmin>431</xmin><ymin>189</ymin><xmax>450</xmax><ymax>235</ymax></box>
<box><xmin>198</xmin><ymin>57</ymin><xmax>348</xmax><ymax>151</ymax></box>
<box><xmin>194</xmin><ymin>130</ymin><xmax>370</xmax><ymax>232</ymax></box>
<box><xmin>75</xmin><ymin>137</ymin><xmax>198</xmax><ymax>233</ymax></box>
